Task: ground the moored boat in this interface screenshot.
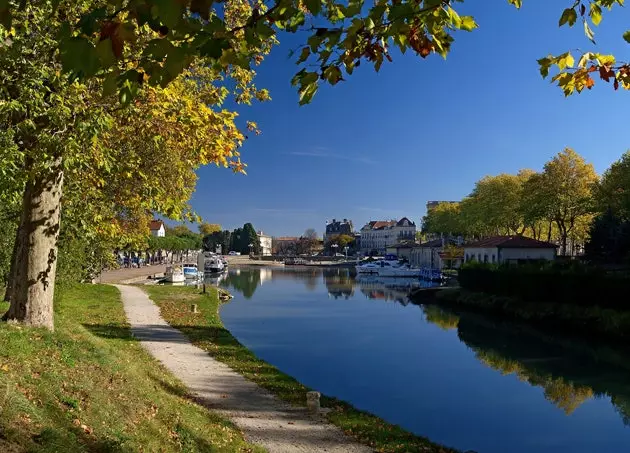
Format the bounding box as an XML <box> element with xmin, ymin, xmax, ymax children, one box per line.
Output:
<box><xmin>204</xmin><ymin>256</ymin><xmax>225</xmax><ymax>274</ymax></box>
<box><xmin>165</xmin><ymin>265</ymin><xmax>185</xmax><ymax>283</ymax></box>
<box><xmin>183</xmin><ymin>263</ymin><xmax>202</xmax><ymax>279</ymax></box>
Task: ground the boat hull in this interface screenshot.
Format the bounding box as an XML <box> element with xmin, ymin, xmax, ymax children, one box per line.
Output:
<box><xmin>165</xmin><ymin>274</ymin><xmax>186</xmax><ymax>283</ymax></box>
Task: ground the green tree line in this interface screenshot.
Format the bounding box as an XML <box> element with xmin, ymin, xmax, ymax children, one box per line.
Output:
<box><xmin>422</xmin><ymin>148</ymin><xmax>630</xmax><ymax>258</ymax></box>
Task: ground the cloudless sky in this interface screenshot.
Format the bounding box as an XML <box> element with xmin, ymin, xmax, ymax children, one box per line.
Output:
<box><xmin>190</xmin><ymin>2</ymin><xmax>630</xmax><ymax>237</ymax></box>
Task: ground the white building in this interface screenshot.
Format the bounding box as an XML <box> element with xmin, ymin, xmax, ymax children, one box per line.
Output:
<box><xmin>410</xmin><ymin>238</ymin><xmax>463</xmax><ymax>270</ymax></box>
<box><xmin>360</xmin><ymin>217</ymin><xmax>416</xmax><ymax>255</ymax></box>
<box><xmin>149</xmin><ymin>220</ymin><xmax>165</xmax><ymax>237</ymax></box>
<box><xmin>463</xmin><ymin>236</ymin><xmax>557</xmax><ymax>265</ymax></box>
<box><xmin>257</xmin><ymin>231</ymin><xmax>272</xmax><ymax>256</ymax></box>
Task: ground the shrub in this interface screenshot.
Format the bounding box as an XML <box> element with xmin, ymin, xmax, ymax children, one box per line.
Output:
<box><xmin>458</xmin><ymin>262</ymin><xmax>630</xmax><ymax>310</ymax></box>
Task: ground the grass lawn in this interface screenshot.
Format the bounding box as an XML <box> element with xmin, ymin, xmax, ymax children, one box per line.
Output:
<box><xmin>145</xmin><ymin>285</ymin><xmax>457</xmax><ymax>453</ymax></box>
<box><xmin>0</xmin><ymin>284</ymin><xmax>263</xmax><ymax>453</ymax></box>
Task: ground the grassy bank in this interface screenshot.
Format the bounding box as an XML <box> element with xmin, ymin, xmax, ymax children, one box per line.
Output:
<box><xmin>0</xmin><ymin>284</ymin><xmax>261</xmax><ymax>453</ymax></box>
<box><xmin>145</xmin><ymin>285</ymin><xmax>457</xmax><ymax>453</ymax></box>
<box><xmin>432</xmin><ymin>288</ymin><xmax>630</xmax><ymax>340</ymax></box>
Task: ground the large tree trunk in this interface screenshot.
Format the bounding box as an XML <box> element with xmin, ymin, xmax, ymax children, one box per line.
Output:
<box><xmin>3</xmin><ymin>164</ymin><xmax>64</xmax><ymax>331</ymax></box>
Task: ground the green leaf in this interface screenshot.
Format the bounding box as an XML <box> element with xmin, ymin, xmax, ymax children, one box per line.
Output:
<box><xmin>60</xmin><ymin>37</ymin><xmax>100</xmax><ymax>77</ymax></box>
<box><xmin>96</xmin><ymin>40</ymin><xmax>117</xmax><ymax>68</ymax></box>
<box><xmin>255</xmin><ymin>22</ymin><xmax>275</xmax><ymax>40</ymax></box>
<box><xmin>559</xmin><ymin>8</ymin><xmax>577</xmax><ymax>27</ymax></box>
<box><xmin>459</xmin><ymin>16</ymin><xmax>477</xmax><ymax>32</ymax></box>
<box><xmin>298</xmin><ymin>81</ymin><xmax>318</xmax><ymax>105</ymax></box>
<box><xmin>303</xmin><ymin>0</ymin><xmax>321</xmax><ymax>16</ymax></box>
<box><xmin>323</xmin><ymin>66</ymin><xmax>342</xmax><ymax>85</ymax></box>
<box><xmin>584</xmin><ymin>20</ymin><xmax>596</xmax><ymax>43</ymax></box>
<box><xmin>537</xmin><ymin>56</ymin><xmax>552</xmax><ymax>78</ymax></box>
<box><xmin>153</xmin><ymin>0</ymin><xmax>183</xmax><ymax>28</ymax></box>
<box><xmin>298</xmin><ymin>46</ymin><xmax>310</xmax><ymax>63</ymax></box>
<box><xmin>623</xmin><ymin>30</ymin><xmax>630</xmax><ymax>43</ymax></box>
<box><xmin>507</xmin><ymin>0</ymin><xmax>522</xmax><ymax>8</ymax></box>
<box><xmin>590</xmin><ymin>3</ymin><xmax>602</xmax><ymax>26</ymax></box>
<box><xmin>102</xmin><ymin>71</ymin><xmax>119</xmax><ymax>97</ymax></box>
<box><xmin>199</xmin><ymin>38</ymin><xmax>229</xmax><ymax>59</ymax></box>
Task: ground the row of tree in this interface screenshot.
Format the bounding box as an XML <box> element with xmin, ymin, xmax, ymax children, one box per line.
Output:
<box><xmin>423</xmin><ymin>148</ymin><xmax>599</xmax><ymax>256</ymax></box>
<box><xmin>424</xmin><ymin>148</ymin><xmax>630</xmax><ymax>262</ymax></box>
<box><xmin>202</xmin><ymin>223</ymin><xmax>261</xmax><ymax>255</ymax></box>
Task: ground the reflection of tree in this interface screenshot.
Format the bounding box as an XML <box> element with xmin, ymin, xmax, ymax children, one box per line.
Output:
<box><xmin>223</xmin><ymin>269</ymin><xmax>261</xmax><ymax>299</ymax></box>
<box><xmin>612</xmin><ymin>395</ymin><xmax>630</xmax><ymax>427</ymax></box>
<box><xmin>323</xmin><ymin>269</ymin><xmax>355</xmax><ymax>299</ymax></box>
<box><xmin>422</xmin><ymin>305</ymin><xmax>459</xmax><ymax>331</ymax></box>
<box><xmin>452</xmin><ymin>308</ymin><xmax>630</xmax><ymax>419</ymax></box>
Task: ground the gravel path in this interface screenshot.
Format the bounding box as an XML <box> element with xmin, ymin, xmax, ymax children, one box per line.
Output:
<box><xmin>114</xmin><ymin>284</ymin><xmax>372</xmax><ymax>453</ymax></box>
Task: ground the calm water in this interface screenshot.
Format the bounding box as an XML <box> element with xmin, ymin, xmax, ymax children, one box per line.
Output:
<box><xmin>211</xmin><ymin>267</ymin><xmax>630</xmax><ymax>453</ymax></box>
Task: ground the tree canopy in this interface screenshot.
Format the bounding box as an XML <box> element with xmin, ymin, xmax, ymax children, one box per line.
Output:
<box><xmin>3</xmin><ymin>1</ymin><xmax>629</xmax><ymax>104</ymax></box>
<box><xmin>422</xmin><ymin>148</ymin><xmax>599</xmax><ymax>255</ymax></box>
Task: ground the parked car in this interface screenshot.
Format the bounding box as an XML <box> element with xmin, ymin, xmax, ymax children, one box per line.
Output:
<box><xmin>228</xmin><ymin>251</ymin><xmax>242</xmax><ymax>256</ymax></box>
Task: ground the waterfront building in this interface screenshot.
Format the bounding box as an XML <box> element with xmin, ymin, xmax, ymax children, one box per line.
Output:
<box><xmin>360</xmin><ymin>217</ymin><xmax>416</xmax><ymax>255</ymax></box>
<box><xmin>463</xmin><ymin>236</ymin><xmax>557</xmax><ymax>265</ymax></box>
<box><xmin>324</xmin><ymin>218</ymin><xmax>354</xmax><ymax>241</ymax></box>
<box><xmin>149</xmin><ymin>220</ymin><xmax>165</xmax><ymax>237</ymax></box>
<box><xmin>257</xmin><ymin>231</ymin><xmax>273</xmax><ymax>256</ymax></box>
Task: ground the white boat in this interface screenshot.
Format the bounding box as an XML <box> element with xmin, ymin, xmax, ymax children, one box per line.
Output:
<box><xmin>378</xmin><ymin>262</ymin><xmax>422</xmax><ymax>278</ymax></box>
<box><xmin>165</xmin><ymin>265</ymin><xmax>185</xmax><ymax>283</ymax></box>
<box><xmin>183</xmin><ymin>263</ymin><xmax>202</xmax><ymax>279</ymax></box>
<box><xmin>204</xmin><ymin>256</ymin><xmax>225</xmax><ymax>274</ymax></box>
<box><xmin>355</xmin><ymin>261</ymin><xmax>381</xmax><ymax>274</ymax></box>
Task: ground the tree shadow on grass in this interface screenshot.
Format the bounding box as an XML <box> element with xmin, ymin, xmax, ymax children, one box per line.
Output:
<box><xmin>83</xmin><ymin>324</ymin><xmax>194</xmax><ymax>344</ymax></box>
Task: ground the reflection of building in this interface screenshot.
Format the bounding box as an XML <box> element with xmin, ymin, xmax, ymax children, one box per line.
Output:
<box><xmin>354</xmin><ymin>276</ymin><xmax>421</xmax><ymax>305</ymax></box>
<box><xmin>463</xmin><ymin>236</ymin><xmax>557</xmax><ymax>265</ymax></box>
<box><xmin>323</xmin><ymin>269</ymin><xmax>355</xmax><ymax>299</ymax></box>
<box><xmin>325</xmin><ymin>218</ymin><xmax>353</xmax><ymax>241</ymax></box>
<box><xmin>259</xmin><ymin>267</ymin><xmax>273</xmax><ymax>284</ymax></box>
<box><xmin>360</xmin><ymin>218</ymin><xmax>416</xmax><ymax>255</ymax></box>
<box><xmin>257</xmin><ymin>231</ymin><xmax>272</xmax><ymax>256</ymax></box>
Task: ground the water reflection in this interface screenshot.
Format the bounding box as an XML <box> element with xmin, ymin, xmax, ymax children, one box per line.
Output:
<box><xmin>421</xmin><ymin>303</ymin><xmax>630</xmax><ymax>421</ymax></box>
<box><xmin>211</xmin><ymin>266</ymin><xmax>439</xmax><ymax>302</ymax></box>
<box><xmin>215</xmin><ymin>267</ymin><xmax>630</xmax><ymax>452</ymax></box>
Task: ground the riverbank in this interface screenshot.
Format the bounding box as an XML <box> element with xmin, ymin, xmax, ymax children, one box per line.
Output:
<box><xmin>427</xmin><ymin>288</ymin><xmax>630</xmax><ymax>340</ymax></box>
<box><xmin>0</xmin><ymin>284</ymin><xmax>261</xmax><ymax>453</ymax></box>
<box><xmin>145</xmin><ymin>285</ymin><xmax>458</xmax><ymax>453</ymax></box>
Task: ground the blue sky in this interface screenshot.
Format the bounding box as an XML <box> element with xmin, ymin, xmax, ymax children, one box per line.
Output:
<box><xmin>190</xmin><ymin>2</ymin><xmax>630</xmax><ymax>237</ymax></box>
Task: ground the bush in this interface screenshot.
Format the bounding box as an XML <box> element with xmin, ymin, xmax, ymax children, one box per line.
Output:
<box><xmin>458</xmin><ymin>262</ymin><xmax>630</xmax><ymax>310</ymax></box>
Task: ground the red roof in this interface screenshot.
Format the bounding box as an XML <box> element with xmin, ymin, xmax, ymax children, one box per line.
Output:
<box><xmin>368</xmin><ymin>220</ymin><xmax>397</xmax><ymax>230</ymax></box>
<box><xmin>149</xmin><ymin>220</ymin><xmax>164</xmax><ymax>231</ymax></box>
<box><xmin>465</xmin><ymin>236</ymin><xmax>557</xmax><ymax>249</ymax></box>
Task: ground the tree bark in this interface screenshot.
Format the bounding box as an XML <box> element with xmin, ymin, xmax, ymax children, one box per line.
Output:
<box><xmin>3</xmin><ymin>163</ymin><xmax>64</xmax><ymax>331</ymax></box>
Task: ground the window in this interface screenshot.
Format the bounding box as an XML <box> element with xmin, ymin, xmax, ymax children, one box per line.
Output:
<box><xmin>492</xmin><ymin>254</ymin><xmax>496</xmax><ymax>263</ymax></box>
<box><xmin>484</xmin><ymin>254</ymin><xmax>488</xmax><ymax>263</ymax></box>
<box><xmin>478</xmin><ymin>254</ymin><xmax>481</xmax><ymax>262</ymax></box>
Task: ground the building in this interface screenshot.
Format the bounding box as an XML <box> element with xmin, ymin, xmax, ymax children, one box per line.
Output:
<box><xmin>463</xmin><ymin>236</ymin><xmax>557</xmax><ymax>265</ymax></box>
<box><xmin>257</xmin><ymin>231</ymin><xmax>272</xmax><ymax>256</ymax></box>
<box><xmin>360</xmin><ymin>217</ymin><xmax>416</xmax><ymax>255</ymax></box>
<box><xmin>410</xmin><ymin>238</ymin><xmax>464</xmax><ymax>270</ymax></box>
<box><xmin>149</xmin><ymin>220</ymin><xmax>165</xmax><ymax>237</ymax></box>
<box><xmin>385</xmin><ymin>241</ymin><xmax>417</xmax><ymax>262</ymax></box>
<box><xmin>324</xmin><ymin>218</ymin><xmax>353</xmax><ymax>241</ymax></box>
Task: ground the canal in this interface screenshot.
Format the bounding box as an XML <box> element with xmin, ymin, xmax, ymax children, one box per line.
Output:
<box><xmin>212</xmin><ymin>266</ymin><xmax>630</xmax><ymax>453</ymax></box>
